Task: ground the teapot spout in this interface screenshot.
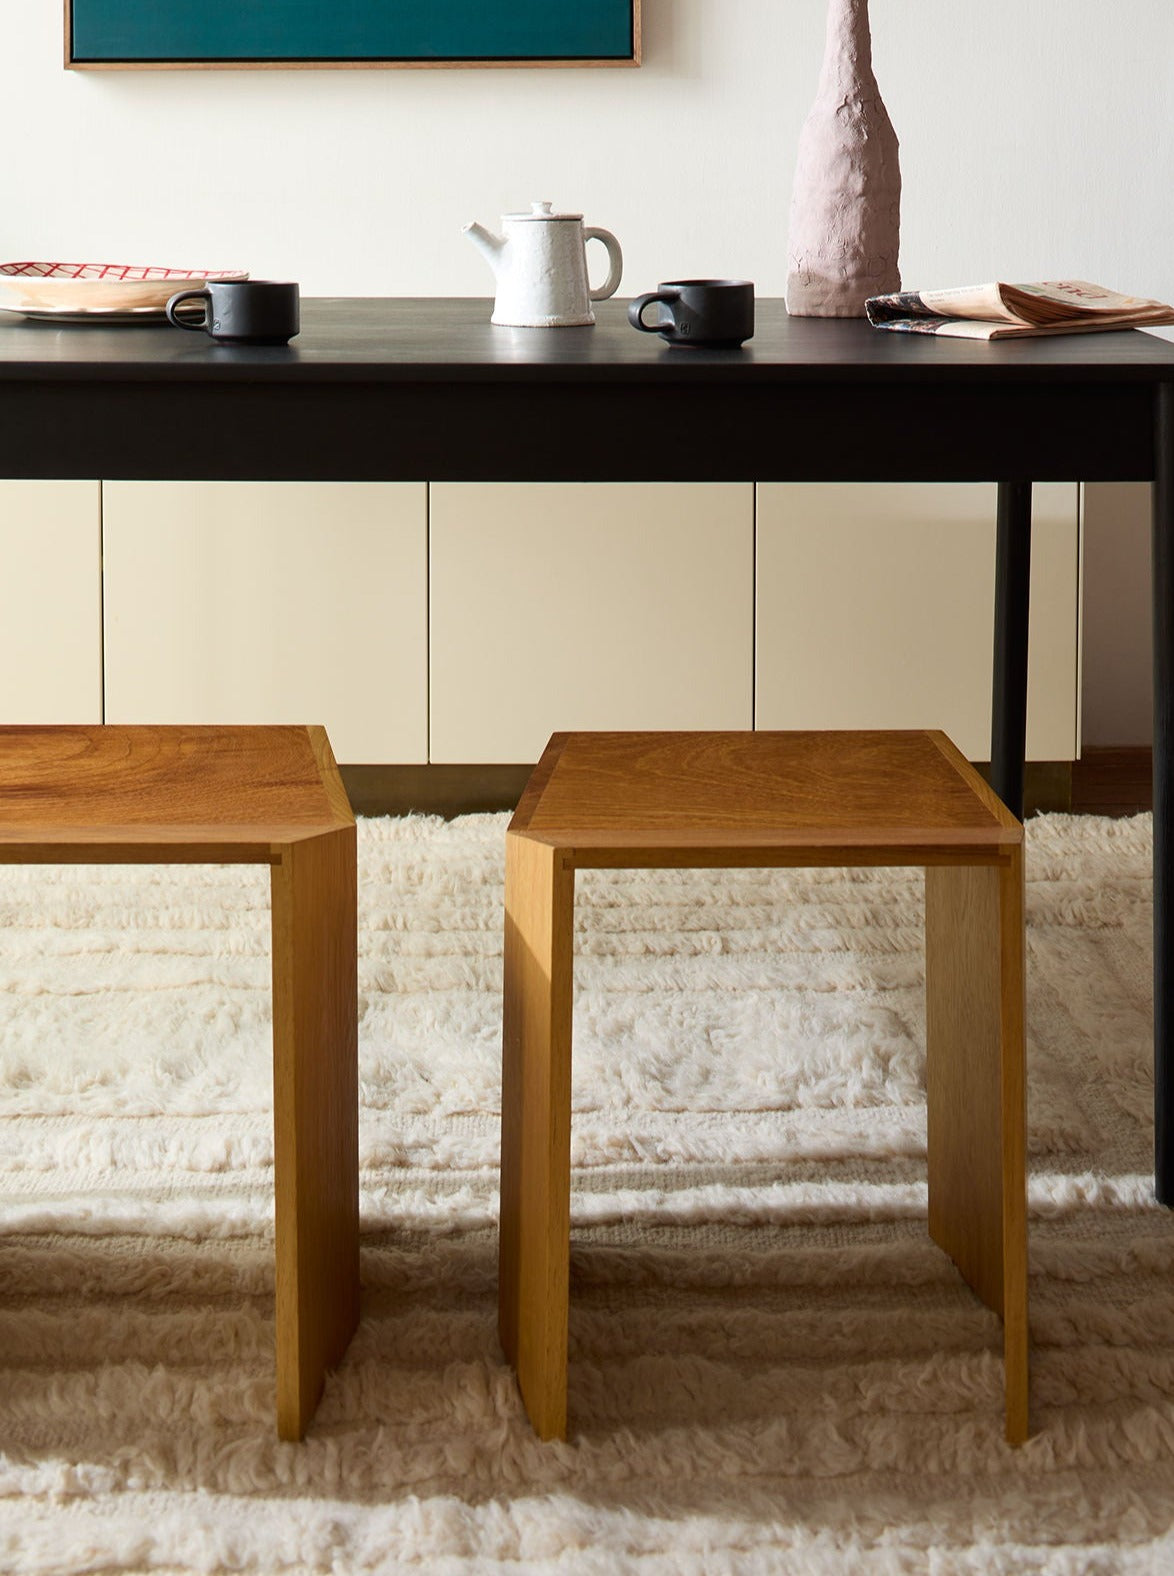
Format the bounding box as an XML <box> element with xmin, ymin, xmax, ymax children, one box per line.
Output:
<box><xmin>462</xmin><ymin>220</ymin><xmax>507</xmax><ymax>275</ymax></box>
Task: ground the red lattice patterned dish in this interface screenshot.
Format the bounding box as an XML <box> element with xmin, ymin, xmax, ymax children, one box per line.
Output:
<box><xmin>0</xmin><ymin>262</ymin><xmax>249</xmax><ymax>318</ymax></box>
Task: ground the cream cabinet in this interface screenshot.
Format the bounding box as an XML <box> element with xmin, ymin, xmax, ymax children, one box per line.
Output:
<box><xmin>0</xmin><ymin>481</ymin><xmax>101</xmax><ymax>723</ymax></box>
<box><xmin>755</xmin><ymin>483</ymin><xmax>1081</xmax><ymax>761</ymax></box>
<box><xmin>102</xmin><ymin>482</ymin><xmax>428</xmax><ymax>763</ymax></box>
<box><xmin>3</xmin><ymin>479</ymin><xmax>1082</xmax><ymax>769</ymax></box>
<box><xmin>428</xmin><ymin>483</ymin><xmax>754</xmax><ymax>763</ymax></box>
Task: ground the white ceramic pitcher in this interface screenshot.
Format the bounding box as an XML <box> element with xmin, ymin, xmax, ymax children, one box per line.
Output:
<box><xmin>463</xmin><ymin>201</ymin><xmax>623</xmax><ymax>327</ymax></box>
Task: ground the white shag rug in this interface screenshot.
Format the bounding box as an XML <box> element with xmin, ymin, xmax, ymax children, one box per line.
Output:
<box><xmin>1</xmin><ymin>811</ymin><xmax>1172</xmax><ymax>1574</ymax></box>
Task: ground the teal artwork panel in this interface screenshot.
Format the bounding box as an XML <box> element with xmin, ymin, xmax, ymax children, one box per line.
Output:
<box><xmin>70</xmin><ymin>0</ymin><xmax>636</xmax><ymax>62</ymax></box>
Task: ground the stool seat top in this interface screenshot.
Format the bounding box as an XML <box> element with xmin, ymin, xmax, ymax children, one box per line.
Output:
<box><xmin>0</xmin><ymin>725</ymin><xmax>352</xmax><ymax>861</ymax></box>
<box><xmin>510</xmin><ymin>731</ymin><xmax>1021</xmax><ymax>863</ymax></box>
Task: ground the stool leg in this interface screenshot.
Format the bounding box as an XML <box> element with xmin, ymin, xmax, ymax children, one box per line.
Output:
<box><xmin>499</xmin><ymin>833</ymin><xmax>575</xmax><ymax>1440</ymax></box>
<box><xmin>270</xmin><ymin>825</ymin><xmax>360</xmax><ymax>1440</ymax></box>
<box><xmin>924</xmin><ymin>852</ymin><xmax>1028</xmax><ymax>1444</ymax></box>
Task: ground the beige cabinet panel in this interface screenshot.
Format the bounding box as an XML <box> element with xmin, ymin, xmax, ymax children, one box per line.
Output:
<box><xmin>430</xmin><ymin>483</ymin><xmax>753</xmax><ymax>763</ymax></box>
<box><xmin>755</xmin><ymin>483</ymin><xmax>1080</xmax><ymax>761</ymax></box>
<box><xmin>0</xmin><ymin>481</ymin><xmax>101</xmax><ymax>723</ymax></box>
<box><xmin>103</xmin><ymin>482</ymin><xmax>427</xmax><ymax>763</ymax></box>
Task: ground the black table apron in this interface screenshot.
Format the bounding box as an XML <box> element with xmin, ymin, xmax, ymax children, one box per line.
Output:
<box><xmin>3</xmin><ymin>297</ymin><xmax>1173</xmax><ymax>1195</ymax></box>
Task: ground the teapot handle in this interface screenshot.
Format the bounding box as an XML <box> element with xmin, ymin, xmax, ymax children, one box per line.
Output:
<box><xmin>584</xmin><ymin>228</ymin><xmax>623</xmax><ymax>302</ymax></box>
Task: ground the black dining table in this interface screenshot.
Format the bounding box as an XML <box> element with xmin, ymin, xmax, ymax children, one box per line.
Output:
<box><xmin>3</xmin><ymin>295</ymin><xmax>1173</xmax><ymax>1195</ymax></box>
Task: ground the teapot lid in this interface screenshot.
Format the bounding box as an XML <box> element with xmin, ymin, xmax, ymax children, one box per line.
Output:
<box><xmin>505</xmin><ymin>200</ymin><xmax>583</xmax><ymax>222</ymax></box>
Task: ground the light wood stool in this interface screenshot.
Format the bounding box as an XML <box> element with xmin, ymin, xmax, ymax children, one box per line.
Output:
<box><xmin>499</xmin><ymin>730</ymin><xmax>1028</xmax><ymax>1444</ymax></box>
<box><xmin>0</xmin><ymin>724</ymin><xmax>359</xmax><ymax>1441</ymax></box>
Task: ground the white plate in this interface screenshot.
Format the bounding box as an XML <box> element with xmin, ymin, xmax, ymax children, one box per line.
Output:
<box><xmin>0</xmin><ymin>304</ymin><xmax>172</xmax><ymax>324</ymax></box>
<box><xmin>0</xmin><ymin>263</ymin><xmax>247</xmax><ymax>319</ymax></box>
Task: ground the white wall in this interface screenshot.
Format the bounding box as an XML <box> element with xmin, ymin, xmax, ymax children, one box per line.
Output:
<box><xmin>6</xmin><ymin>0</ymin><xmax>1172</xmax><ymax>742</ymax></box>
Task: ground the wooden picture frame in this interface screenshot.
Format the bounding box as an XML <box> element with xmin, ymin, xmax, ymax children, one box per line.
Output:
<box><xmin>65</xmin><ymin>0</ymin><xmax>641</xmax><ymax>70</ymax></box>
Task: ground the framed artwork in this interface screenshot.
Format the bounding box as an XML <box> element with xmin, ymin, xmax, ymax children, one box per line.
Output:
<box><xmin>65</xmin><ymin>0</ymin><xmax>641</xmax><ymax>70</ymax></box>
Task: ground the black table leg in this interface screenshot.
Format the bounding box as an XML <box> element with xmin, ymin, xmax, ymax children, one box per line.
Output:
<box><xmin>1153</xmin><ymin>384</ymin><xmax>1174</xmax><ymax>1203</ymax></box>
<box><xmin>991</xmin><ymin>481</ymin><xmax>1033</xmax><ymax>819</ymax></box>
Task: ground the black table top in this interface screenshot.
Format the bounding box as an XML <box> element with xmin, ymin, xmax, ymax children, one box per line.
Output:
<box><xmin>1</xmin><ymin>297</ymin><xmax>1173</xmax><ymax>386</ymax></box>
<box><xmin>2</xmin><ymin>297</ymin><xmax>1169</xmax><ymax>483</ymax></box>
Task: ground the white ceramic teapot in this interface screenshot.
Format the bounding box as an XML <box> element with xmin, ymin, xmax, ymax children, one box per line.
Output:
<box><xmin>463</xmin><ymin>201</ymin><xmax>623</xmax><ymax>327</ymax></box>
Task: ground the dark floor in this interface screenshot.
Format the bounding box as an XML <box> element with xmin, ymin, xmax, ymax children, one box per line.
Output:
<box><xmin>1069</xmin><ymin>747</ymin><xmax>1153</xmax><ymax>817</ymax></box>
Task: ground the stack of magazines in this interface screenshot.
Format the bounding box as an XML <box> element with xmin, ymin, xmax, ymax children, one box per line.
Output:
<box><xmin>865</xmin><ymin>280</ymin><xmax>1174</xmax><ymax>340</ymax></box>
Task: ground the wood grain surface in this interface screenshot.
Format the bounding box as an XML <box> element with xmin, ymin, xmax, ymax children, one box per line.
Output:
<box><xmin>925</xmin><ymin>853</ymin><xmax>1029</xmax><ymax>1444</ymax></box>
<box><xmin>499</xmin><ymin>832</ymin><xmax>576</xmax><ymax>1441</ymax></box>
<box><xmin>271</xmin><ymin>823</ymin><xmax>360</xmax><ymax>1440</ymax></box>
<box><xmin>0</xmin><ymin>724</ymin><xmax>352</xmax><ymax>858</ymax></box>
<box><xmin>511</xmin><ymin>730</ymin><xmax>1021</xmax><ymax>859</ymax></box>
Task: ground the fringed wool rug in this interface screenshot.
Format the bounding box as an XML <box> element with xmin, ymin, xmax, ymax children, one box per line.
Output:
<box><xmin>1</xmin><ymin>811</ymin><xmax>1173</xmax><ymax>1574</ymax></box>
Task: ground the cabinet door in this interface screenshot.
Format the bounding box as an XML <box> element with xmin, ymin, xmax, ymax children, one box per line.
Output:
<box><xmin>755</xmin><ymin>483</ymin><xmax>1080</xmax><ymax>761</ymax></box>
<box><xmin>103</xmin><ymin>482</ymin><xmax>427</xmax><ymax>763</ymax></box>
<box><xmin>0</xmin><ymin>481</ymin><xmax>101</xmax><ymax>723</ymax></box>
<box><xmin>430</xmin><ymin>483</ymin><xmax>753</xmax><ymax>763</ymax></box>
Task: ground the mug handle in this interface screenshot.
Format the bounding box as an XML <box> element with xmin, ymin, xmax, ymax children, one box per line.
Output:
<box><xmin>584</xmin><ymin>227</ymin><xmax>623</xmax><ymax>302</ymax></box>
<box><xmin>166</xmin><ymin>288</ymin><xmax>211</xmax><ymax>331</ymax></box>
<box><xmin>627</xmin><ymin>289</ymin><xmax>680</xmax><ymax>334</ymax></box>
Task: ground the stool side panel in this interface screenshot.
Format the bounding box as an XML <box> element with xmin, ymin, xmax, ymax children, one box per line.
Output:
<box><xmin>997</xmin><ymin>844</ymin><xmax>1030</xmax><ymax>1443</ymax></box>
<box><xmin>924</xmin><ymin>852</ymin><xmax>1029</xmax><ymax>1442</ymax></box>
<box><xmin>271</xmin><ymin>824</ymin><xmax>360</xmax><ymax>1440</ymax></box>
<box><xmin>499</xmin><ymin>831</ymin><xmax>575</xmax><ymax>1441</ymax></box>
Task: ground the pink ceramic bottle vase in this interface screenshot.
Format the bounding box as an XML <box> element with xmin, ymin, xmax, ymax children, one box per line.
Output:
<box><xmin>785</xmin><ymin>0</ymin><xmax>901</xmax><ymax>317</ymax></box>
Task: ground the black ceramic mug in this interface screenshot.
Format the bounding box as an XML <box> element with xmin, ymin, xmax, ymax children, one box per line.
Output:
<box><xmin>627</xmin><ymin>279</ymin><xmax>754</xmax><ymax>348</ymax></box>
<box><xmin>166</xmin><ymin>279</ymin><xmax>300</xmax><ymax>345</ymax></box>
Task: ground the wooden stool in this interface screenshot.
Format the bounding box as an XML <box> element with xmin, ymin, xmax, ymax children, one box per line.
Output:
<box><xmin>499</xmin><ymin>730</ymin><xmax>1028</xmax><ymax>1444</ymax></box>
<box><xmin>0</xmin><ymin>724</ymin><xmax>359</xmax><ymax>1441</ymax></box>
